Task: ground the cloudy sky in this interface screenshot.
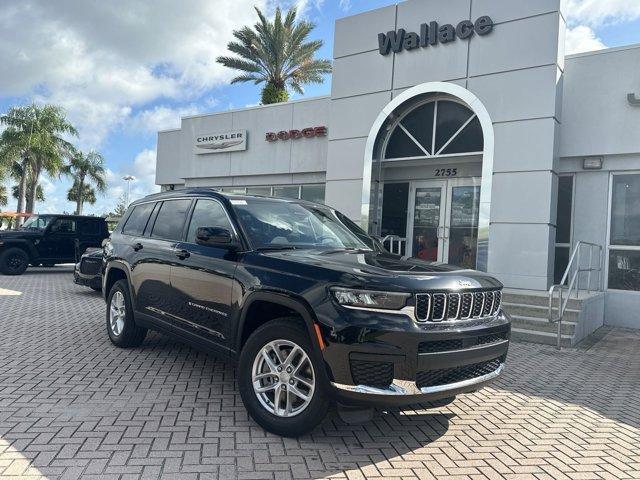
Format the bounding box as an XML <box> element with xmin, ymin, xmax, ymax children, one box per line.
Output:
<box><xmin>1</xmin><ymin>0</ymin><xmax>639</xmax><ymax>215</ymax></box>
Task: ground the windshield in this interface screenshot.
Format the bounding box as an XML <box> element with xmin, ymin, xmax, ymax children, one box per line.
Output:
<box><xmin>21</xmin><ymin>215</ymin><xmax>54</xmax><ymax>230</ymax></box>
<box><xmin>232</xmin><ymin>199</ymin><xmax>372</xmax><ymax>250</ymax></box>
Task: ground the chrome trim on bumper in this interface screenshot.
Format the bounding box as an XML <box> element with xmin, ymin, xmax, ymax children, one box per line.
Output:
<box><xmin>331</xmin><ymin>363</ymin><xmax>504</xmax><ymax>396</ymax></box>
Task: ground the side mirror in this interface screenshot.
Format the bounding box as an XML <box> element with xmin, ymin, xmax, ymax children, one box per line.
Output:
<box><xmin>196</xmin><ymin>226</ymin><xmax>239</xmax><ymax>249</ymax></box>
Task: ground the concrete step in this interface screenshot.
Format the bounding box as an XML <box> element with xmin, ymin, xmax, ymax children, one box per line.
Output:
<box><xmin>502</xmin><ymin>291</ymin><xmax>583</xmax><ymax>310</ymax></box>
<box><xmin>509</xmin><ymin>314</ymin><xmax>576</xmax><ymax>336</ymax></box>
<box><xmin>510</xmin><ymin>327</ymin><xmax>573</xmax><ymax>347</ymax></box>
<box><xmin>502</xmin><ymin>302</ymin><xmax>580</xmax><ymax>323</ymax></box>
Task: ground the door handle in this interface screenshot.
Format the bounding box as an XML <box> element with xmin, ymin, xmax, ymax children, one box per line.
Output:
<box><xmin>132</xmin><ymin>242</ymin><xmax>143</xmax><ymax>251</ymax></box>
<box><xmin>174</xmin><ymin>249</ymin><xmax>190</xmax><ymax>260</ymax></box>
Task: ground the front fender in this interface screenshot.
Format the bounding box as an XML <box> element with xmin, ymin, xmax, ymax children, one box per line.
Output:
<box><xmin>236</xmin><ymin>290</ymin><xmax>331</xmax><ymax>386</ymax></box>
<box><xmin>0</xmin><ymin>239</ymin><xmax>38</xmax><ymax>260</ymax></box>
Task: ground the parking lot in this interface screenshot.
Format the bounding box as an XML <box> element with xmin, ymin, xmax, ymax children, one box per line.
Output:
<box><xmin>0</xmin><ymin>267</ymin><xmax>639</xmax><ymax>479</ymax></box>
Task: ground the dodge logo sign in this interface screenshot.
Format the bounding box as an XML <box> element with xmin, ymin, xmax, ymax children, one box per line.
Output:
<box><xmin>266</xmin><ymin>126</ymin><xmax>327</xmax><ymax>142</ymax></box>
<box><xmin>194</xmin><ymin>130</ymin><xmax>247</xmax><ymax>154</ymax></box>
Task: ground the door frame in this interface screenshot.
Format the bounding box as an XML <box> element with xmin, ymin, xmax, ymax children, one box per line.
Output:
<box><xmin>406</xmin><ymin>177</ymin><xmax>481</xmax><ymax>263</ymax></box>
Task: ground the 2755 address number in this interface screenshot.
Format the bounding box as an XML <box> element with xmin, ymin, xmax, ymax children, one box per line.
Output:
<box><xmin>434</xmin><ymin>168</ymin><xmax>458</xmax><ymax>177</ymax></box>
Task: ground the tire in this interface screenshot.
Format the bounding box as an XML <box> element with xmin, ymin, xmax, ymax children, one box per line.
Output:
<box><xmin>238</xmin><ymin>318</ymin><xmax>330</xmax><ymax>437</ymax></box>
<box><xmin>106</xmin><ymin>279</ymin><xmax>147</xmax><ymax>347</ymax></box>
<box><xmin>0</xmin><ymin>248</ymin><xmax>29</xmax><ymax>275</ymax></box>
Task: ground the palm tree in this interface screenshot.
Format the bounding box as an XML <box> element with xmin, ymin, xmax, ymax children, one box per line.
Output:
<box><xmin>0</xmin><ymin>185</ymin><xmax>7</xmax><ymax>207</ymax></box>
<box><xmin>0</xmin><ymin>104</ymin><xmax>77</xmax><ymax>219</ymax></box>
<box><xmin>67</xmin><ymin>180</ymin><xmax>96</xmax><ymax>209</ymax></box>
<box><xmin>12</xmin><ymin>184</ymin><xmax>44</xmax><ymax>203</ymax></box>
<box><xmin>216</xmin><ymin>6</ymin><xmax>332</xmax><ymax>104</ymax></box>
<box><xmin>63</xmin><ymin>150</ymin><xmax>106</xmax><ymax>215</ymax></box>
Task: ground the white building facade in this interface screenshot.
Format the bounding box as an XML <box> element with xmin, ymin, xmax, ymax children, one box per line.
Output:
<box><xmin>156</xmin><ymin>0</ymin><xmax>640</xmax><ymax>329</ymax></box>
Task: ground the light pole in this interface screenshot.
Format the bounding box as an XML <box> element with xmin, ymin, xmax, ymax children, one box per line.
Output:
<box><xmin>122</xmin><ymin>175</ymin><xmax>136</xmax><ymax>206</ymax></box>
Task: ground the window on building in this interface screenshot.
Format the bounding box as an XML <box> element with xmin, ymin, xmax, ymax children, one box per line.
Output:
<box><xmin>246</xmin><ymin>186</ymin><xmax>272</xmax><ymax>196</ymax></box>
<box><xmin>186</xmin><ymin>199</ymin><xmax>234</xmax><ymax>243</ymax></box>
<box><xmin>384</xmin><ymin>99</ymin><xmax>483</xmax><ymax>160</ymax></box>
<box><xmin>608</xmin><ymin>173</ymin><xmax>640</xmax><ymax>291</ymax></box>
<box><xmin>273</xmin><ymin>186</ymin><xmax>300</xmax><ymax>199</ymax></box>
<box><xmin>300</xmin><ymin>185</ymin><xmax>325</xmax><ymax>203</ymax></box>
<box><xmin>554</xmin><ymin>175</ymin><xmax>574</xmax><ymax>284</ymax></box>
<box><xmin>151</xmin><ymin>199</ymin><xmax>192</xmax><ymax>241</ymax></box>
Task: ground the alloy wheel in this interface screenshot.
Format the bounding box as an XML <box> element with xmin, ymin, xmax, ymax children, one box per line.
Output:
<box><xmin>251</xmin><ymin>339</ymin><xmax>315</xmax><ymax>417</ymax></box>
<box><xmin>109</xmin><ymin>291</ymin><xmax>126</xmax><ymax>336</ymax></box>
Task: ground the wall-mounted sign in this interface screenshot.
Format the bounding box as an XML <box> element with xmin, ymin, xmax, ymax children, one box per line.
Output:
<box><xmin>194</xmin><ymin>130</ymin><xmax>247</xmax><ymax>154</ymax></box>
<box><xmin>265</xmin><ymin>126</ymin><xmax>328</xmax><ymax>142</ymax></box>
<box><xmin>628</xmin><ymin>93</ymin><xmax>640</xmax><ymax>106</ymax></box>
<box><xmin>378</xmin><ymin>16</ymin><xmax>494</xmax><ymax>56</ymax></box>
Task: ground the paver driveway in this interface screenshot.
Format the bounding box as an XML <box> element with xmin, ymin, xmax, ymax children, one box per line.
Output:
<box><xmin>0</xmin><ymin>267</ymin><xmax>639</xmax><ymax>480</ymax></box>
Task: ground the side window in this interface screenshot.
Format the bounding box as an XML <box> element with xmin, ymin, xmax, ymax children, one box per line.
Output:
<box><xmin>50</xmin><ymin>218</ymin><xmax>76</xmax><ymax>234</ymax></box>
<box><xmin>78</xmin><ymin>219</ymin><xmax>100</xmax><ymax>235</ymax></box>
<box><xmin>186</xmin><ymin>199</ymin><xmax>234</xmax><ymax>243</ymax></box>
<box><xmin>151</xmin><ymin>199</ymin><xmax>192</xmax><ymax>241</ymax></box>
<box><xmin>122</xmin><ymin>203</ymin><xmax>155</xmax><ymax>236</ymax></box>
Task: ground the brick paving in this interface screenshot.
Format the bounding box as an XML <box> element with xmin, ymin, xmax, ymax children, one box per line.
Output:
<box><xmin>0</xmin><ymin>267</ymin><xmax>639</xmax><ymax>480</ymax></box>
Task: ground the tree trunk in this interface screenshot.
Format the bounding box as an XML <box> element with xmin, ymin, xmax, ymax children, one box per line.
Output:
<box><xmin>16</xmin><ymin>159</ymin><xmax>28</xmax><ymax>225</ymax></box>
<box><xmin>25</xmin><ymin>164</ymin><xmax>41</xmax><ymax>215</ymax></box>
<box><xmin>76</xmin><ymin>176</ymin><xmax>85</xmax><ymax>215</ymax></box>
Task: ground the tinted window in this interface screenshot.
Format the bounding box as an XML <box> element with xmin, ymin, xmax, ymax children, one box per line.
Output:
<box><xmin>610</xmin><ymin>174</ymin><xmax>640</xmax><ymax>246</ymax></box>
<box><xmin>186</xmin><ymin>199</ymin><xmax>233</xmax><ymax>243</ymax></box>
<box><xmin>50</xmin><ymin>218</ymin><xmax>76</xmax><ymax>233</ymax></box>
<box><xmin>608</xmin><ymin>250</ymin><xmax>640</xmax><ymax>291</ymax></box>
<box><xmin>273</xmin><ymin>186</ymin><xmax>299</xmax><ymax>199</ymax></box>
<box><xmin>122</xmin><ymin>203</ymin><xmax>155</xmax><ymax>236</ymax></box>
<box><xmin>151</xmin><ymin>199</ymin><xmax>192</xmax><ymax>241</ymax></box>
<box><xmin>79</xmin><ymin>219</ymin><xmax>100</xmax><ymax>235</ymax></box>
<box><xmin>300</xmin><ymin>185</ymin><xmax>325</xmax><ymax>203</ymax></box>
<box><xmin>556</xmin><ymin>176</ymin><xmax>573</xmax><ymax>244</ymax></box>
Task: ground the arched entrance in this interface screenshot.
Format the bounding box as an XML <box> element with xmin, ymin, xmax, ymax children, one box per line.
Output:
<box><xmin>363</xmin><ymin>83</ymin><xmax>494</xmax><ymax>270</ymax></box>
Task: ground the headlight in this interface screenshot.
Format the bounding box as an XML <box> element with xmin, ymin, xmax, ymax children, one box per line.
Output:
<box><xmin>331</xmin><ymin>287</ymin><xmax>410</xmax><ymax>310</ymax></box>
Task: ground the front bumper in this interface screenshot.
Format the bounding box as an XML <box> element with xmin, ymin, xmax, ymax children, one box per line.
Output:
<box><xmin>73</xmin><ymin>265</ymin><xmax>102</xmax><ymax>290</ymax></box>
<box><xmin>317</xmin><ymin>305</ymin><xmax>510</xmax><ymax>407</ymax></box>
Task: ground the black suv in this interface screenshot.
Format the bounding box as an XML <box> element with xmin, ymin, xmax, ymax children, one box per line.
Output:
<box><xmin>0</xmin><ymin>215</ymin><xmax>109</xmax><ymax>275</ymax></box>
<box><xmin>103</xmin><ymin>189</ymin><xmax>510</xmax><ymax>436</ymax></box>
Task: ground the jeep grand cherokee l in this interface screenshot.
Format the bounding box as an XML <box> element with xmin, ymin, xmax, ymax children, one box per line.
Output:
<box><xmin>103</xmin><ymin>189</ymin><xmax>510</xmax><ymax>436</ymax></box>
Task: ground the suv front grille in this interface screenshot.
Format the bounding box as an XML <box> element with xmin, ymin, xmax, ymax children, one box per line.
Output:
<box><xmin>80</xmin><ymin>258</ymin><xmax>101</xmax><ymax>275</ymax></box>
<box><xmin>418</xmin><ymin>330</ymin><xmax>509</xmax><ymax>353</ymax></box>
<box><xmin>350</xmin><ymin>360</ymin><xmax>393</xmax><ymax>388</ymax></box>
<box><xmin>416</xmin><ymin>359</ymin><xmax>502</xmax><ymax>388</ymax></box>
<box><xmin>415</xmin><ymin>289</ymin><xmax>502</xmax><ymax>322</ymax></box>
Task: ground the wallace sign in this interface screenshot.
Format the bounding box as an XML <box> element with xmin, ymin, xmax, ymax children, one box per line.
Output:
<box><xmin>378</xmin><ymin>16</ymin><xmax>494</xmax><ymax>55</ymax></box>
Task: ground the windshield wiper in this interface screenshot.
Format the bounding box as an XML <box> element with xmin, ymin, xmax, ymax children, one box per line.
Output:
<box><xmin>319</xmin><ymin>247</ymin><xmax>372</xmax><ymax>255</ymax></box>
<box><xmin>256</xmin><ymin>245</ymin><xmax>299</xmax><ymax>251</ymax></box>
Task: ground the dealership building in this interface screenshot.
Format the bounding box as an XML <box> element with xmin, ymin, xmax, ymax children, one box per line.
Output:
<box><xmin>156</xmin><ymin>0</ymin><xmax>640</xmax><ymax>336</ymax></box>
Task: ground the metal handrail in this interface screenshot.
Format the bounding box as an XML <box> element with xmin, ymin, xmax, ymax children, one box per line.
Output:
<box><xmin>548</xmin><ymin>241</ymin><xmax>603</xmax><ymax>349</ymax></box>
<box><xmin>381</xmin><ymin>235</ymin><xmax>406</xmax><ymax>255</ymax></box>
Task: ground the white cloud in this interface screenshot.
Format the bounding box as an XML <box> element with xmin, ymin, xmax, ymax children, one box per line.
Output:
<box><xmin>0</xmin><ymin>0</ymin><xmax>268</xmax><ymax>148</ymax></box>
<box><xmin>565</xmin><ymin>25</ymin><xmax>606</xmax><ymax>55</ymax></box>
<box><xmin>339</xmin><ymin>0</ymin><xmax>352</xmax><ymax>12</ymax></box>
<box><xmin>565</xmin><ymin>0</ymin><xmax>640</xmax><ymax>27</ymax></box>
<box><xmin>127</xmin><ymin>105</ymin><xmax>202</xmax><ymax>134</ymax></box>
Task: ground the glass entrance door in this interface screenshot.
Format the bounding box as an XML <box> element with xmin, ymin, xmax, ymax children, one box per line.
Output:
<box><xmin>407</xmin><ymin>179</ymin><xmax>480</xmax><ymax>266</ymax></box>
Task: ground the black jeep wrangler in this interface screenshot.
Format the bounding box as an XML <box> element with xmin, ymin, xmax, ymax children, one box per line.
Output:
<box><xmin>103</xmin><ymin>189</ymin><xmax>510</xmax><ymax>436</ymax></box>
<box><xmin>0</xmin><ymin>214</ymin><xmax>109</xmax><ymax>275</ymax></box>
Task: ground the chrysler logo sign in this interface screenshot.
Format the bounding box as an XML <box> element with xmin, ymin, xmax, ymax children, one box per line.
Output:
<box><xmin>194</xmin><ymin>130</ymin><xmax>247</xmax><ymax>154</ymax></box>
<box><xmin>378</xmin><ymin>16</ymin><xmax>494</xmax><ymax>55</ymax></box>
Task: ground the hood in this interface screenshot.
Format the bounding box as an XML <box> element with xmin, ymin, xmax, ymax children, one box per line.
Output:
<box><xmin>0</xmin><ymin>228</ymin><xmax>43</xmax><ymax>239</ymax></box>
<box><xmin>257</xmin><ymin>248</ymin><xmax>502</xmax><ymax>291</ymax></box>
